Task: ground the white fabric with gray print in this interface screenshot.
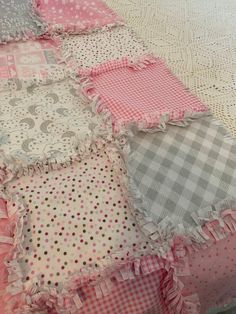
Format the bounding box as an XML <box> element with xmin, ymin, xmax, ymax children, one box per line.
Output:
<box><xmin>0</xmin><ymin>78</ymin><xmax>107</xmax><ymax>167</ymax></box>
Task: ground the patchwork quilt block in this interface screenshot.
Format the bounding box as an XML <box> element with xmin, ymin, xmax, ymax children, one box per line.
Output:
<box><xmin>0</xmin><ymin>0</ymin><xmax>46</xmax><ymax>44</ymax></box>
<box><xmin>124</xmin><ymin>116</ymin><xmax>236</xmax><ymax>227</ymax></box>
<box><xmin>35</xmin><ymin>0</ymin><xmax>123</xmax><ymax>34</ymax></box>
<box><xmin>0</xmin><ymin>38</ymin><xmax>65</xmax><ymax>91</ymax></box>
<box><xmin>0</xmin><ymin>78</ymin><xmax>110</xmax><ymax>175</ymax></box>
<box><xmin>62</xmin><ymin>26</ymin><xmax>149</xmax><ymax>70</ymax></box>
<box><xmin>79</xmin><ymin>57</ymin><xmax>209</xmax><ymax>132</ymax></box>
<box><xmin>1</xmin><ymin>147</ymin><xmax>159</xmax><ymax>313</ymax></box>
<box><xmin>182</xmin><ymin>231</ymin><xmax>236</xmax><ymax>314</ymax></box>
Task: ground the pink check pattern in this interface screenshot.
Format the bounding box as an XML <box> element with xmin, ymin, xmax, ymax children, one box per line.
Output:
<box><xmin>78</xmin><ymin>268</ymin><xmax>168</xmax><ymax>314</ymax></box>
<box><xmin>82</xmin><ymin>57</ymin><xmax>208</xmax><ymax>131</ymax></box>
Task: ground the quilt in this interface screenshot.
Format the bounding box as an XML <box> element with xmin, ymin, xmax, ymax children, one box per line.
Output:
<box><xmin>0</xmin><ymin>0</ymin><xmax>235</xmax><ymax>313</ymax></box>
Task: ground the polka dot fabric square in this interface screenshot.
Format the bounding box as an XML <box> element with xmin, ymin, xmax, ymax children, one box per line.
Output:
<box><xmin>81</xmin><ymin>57</ymin><xmax>209</xmax><ymax>132</ymax></box>
<box><xmin>35</xmin><ymin>0</ymin><xmax>124</xmax><ymax>34</ymax></box>
<box><xmin>62</xmin><ymin>26</ymin><xmax>149</xmax><ymax>70</ymax></box>
<box><xmin>3</xmin><ymin>147</ymin><xmax>150</xmax><ymax>311</ymax></box>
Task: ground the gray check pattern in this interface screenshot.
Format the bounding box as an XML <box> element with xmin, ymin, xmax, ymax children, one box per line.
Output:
<box><xmin>127</xmin><ymin>116</ymin><xmax>236</xmax><ymax>226</ymax></box>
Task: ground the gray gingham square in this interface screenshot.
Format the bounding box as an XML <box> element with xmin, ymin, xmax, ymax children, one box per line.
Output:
<box><xmin>127</xmin><ymin>116</ymin><xmax>236</xmax><ymax>227</ymax></box>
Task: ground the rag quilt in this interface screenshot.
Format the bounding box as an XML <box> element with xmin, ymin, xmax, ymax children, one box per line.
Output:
<box><xmin>0</xmin><ymin>0</ymin><xmax>235</xmax><ymax>314</ymax></box>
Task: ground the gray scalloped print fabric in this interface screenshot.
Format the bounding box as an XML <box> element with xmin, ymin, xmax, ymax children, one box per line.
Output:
<box><xmin>0</xmin><ymin>0</ymin><xmax>46</xmax><ymax>43</ymax></box>
<box><xmin>0</xmin><ymin>78</ymin><xmax>108</xmax><ymax>170</ymax></box>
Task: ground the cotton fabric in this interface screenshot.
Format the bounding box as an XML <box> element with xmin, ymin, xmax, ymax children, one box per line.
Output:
<box><xmin>0</xmin><ymin>0</ymin><xmax>46</xmax><ymax>43</ymax></box>
<box><xmin>83</xmin><ymin>57</ymin><xmax>208</xmax><ymax>131</ymax></box>
<box><xmin>126</xmin><ymin>116</ymin><xmax>236</xmax><ymax>226</ymax></box>
<box><xmin>35</xmin><ymin>0</ymin><xmax>123</xmax><ymax>34</ymax></box>
<box><xmin>0</xmin><ymin>78</ymin><xmax>108</xmax><ymax>169</ymax></box>
<box><xmin>2</xmin><ymin>147</ymin><xmax>154</xmax><ymax>312</ymax></box>
<box><xmin>62</xmin><ymin>26</ymin><xmax>148</xmax><ymax>69</ymax></box>
<box><xmin>0</xmin><ymin>38</ymin><xmax>63</xmax><ymax>85</ymax></box>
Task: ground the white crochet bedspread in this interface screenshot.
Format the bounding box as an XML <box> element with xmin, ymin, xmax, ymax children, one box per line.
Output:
<box><xmin>106</xmin><ymin>0</ymin><xmax>236</xmax><ymax>137</ymax></box>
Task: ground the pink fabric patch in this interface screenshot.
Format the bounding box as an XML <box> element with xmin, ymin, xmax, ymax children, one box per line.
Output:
<box><xmin>182</xmin><ymin>232</ymin><xmax>236</xmax><ymax>314</ymax></box>
<box><xmin>35</xmin><ymin>0</ymin><xmax>123</xmax><ymax>34</ymax></box>
<box><xmin>76</xmin><ymin>270</ymin><xmax>168</xmax><ymax>314</ymax></box>
<box><xmin>0</xmin><ymin>38</ymin><xmax>61</xmax><ymax>80</ymax></box>
<box><xmin>80</xmin><ymin>56</ymin><xmax>209</xmax><ymax>132</ymax></box>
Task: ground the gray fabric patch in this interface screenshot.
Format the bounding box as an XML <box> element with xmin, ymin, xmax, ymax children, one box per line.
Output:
<box><xmin>0</xmin><ymin>0</ymin><xmax>46</xmax><ymax>43</ymax></box>
<box><xmin>127</xmin><ymin>116</ymin><xmax>236</xmax><ymax>226</ymax></box>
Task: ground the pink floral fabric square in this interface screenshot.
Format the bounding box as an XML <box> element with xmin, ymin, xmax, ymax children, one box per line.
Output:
<box><xmin>79</xmin><ymin>56</ymin><xmax>209</xmax><ymax>132</ymax></box>
<box><xmin>35</xmin><ymin>0</ymin><xmax>124</xmax><ymax>34</ymax></box>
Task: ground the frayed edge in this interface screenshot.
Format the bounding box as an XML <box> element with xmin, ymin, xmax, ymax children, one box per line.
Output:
<box><xmin>123</xmin><ymin>149</ymin><xmax>236</xmax><ymax>253</ymax></box>
<box><xmin>0</xmin><ymin>192</ymin><xmax>28</xmax><ymax>313</ymax></box>
<box><xmin>0</xmin><ymin>134</ymin><xmax>112</xmax><ymax>179</ymax></box>
<box><xmin>105</xmin><ymin>142</ymin><xmax>236</xmax><ymax>313</ymax></box>
<box><xmin>46</xmin><ymin>21</ymin><xmax>126</xmax><ymax>36</ymax></box>
<box><xmin>161</xmin><ymin>269</ymin><xmax>200</xmax><ymax>314</ymax></box>
<box><xmin>4</xmin><ymin>254</ymin><xmax>198</xmax><ymax>314</ymax></box>
<box><xmin>211</xmin><ymin>118</ymin><xmax>236</xmax><ymax>144</ymax></box>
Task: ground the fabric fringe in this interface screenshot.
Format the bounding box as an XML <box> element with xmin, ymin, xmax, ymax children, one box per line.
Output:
<box><xmin>0</xmin><ymin>134</ymin><xmax>112</xmax><ymax>179</ymax></box>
